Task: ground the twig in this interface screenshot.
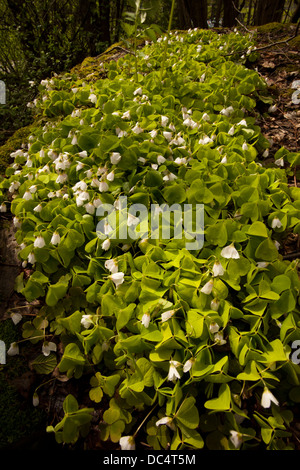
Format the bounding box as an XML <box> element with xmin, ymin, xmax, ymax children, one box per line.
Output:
<box><xmin>235</xmin><ymin>17</ymin><xmax>253</xmax><ymax>34</ymax></box>
<box><xmin>225</xmin><ymin>19</ymin><xmax>300</xmax><ymax>57</ymax></box>
<box><xmin>282</xmin><ymin>252</ymin><xmax>300</xmax><ymax>260</ymax></box>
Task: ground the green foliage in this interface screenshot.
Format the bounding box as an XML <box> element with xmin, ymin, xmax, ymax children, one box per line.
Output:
<box><xmin>2</xmin><ymin>28</ymin><xmax>300</xmax><ymax>451</ymax></box>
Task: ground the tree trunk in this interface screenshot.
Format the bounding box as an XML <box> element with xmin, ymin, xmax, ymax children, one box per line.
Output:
<box><xmin>77</xmin><ymin>0</ymin><xmax>110</xmax><ymax>54</ymax></box>
<box><xmin>292</xmin><ymin>1</ymin><xmax>300</xmax><ymax>23</ymax></box>
<box><xmin>222</xmin><ymin>0</ymin><xmax>238</xmax><ymax>27</ymax></box>
<box><xmin>178</xmin><ymin>0</ymin><xmax>208</xmax><ymax>29</ymax></box>
<box><xmin>215</xmin><ymin>0</ymin><xmax>223</xmax><ymax>26</ymax></box>
<box><xmin>254</xmin><ymin>0</ymin><xmax>285</xmax><ymax>25</ymax></box>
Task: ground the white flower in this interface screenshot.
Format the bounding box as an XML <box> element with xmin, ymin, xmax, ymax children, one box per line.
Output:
<box><xmin>202</xmin><ymin>112</ymin><xmax>210</xmax><ymax>121</ymax></box>
<box><xmin>33</xmin><ymin>204</ymin><xmax>43</xmax><ymax>213</ymax></box>
<box><xmin>132</xmin><ymin>123</ymin><xmax>143</xmax><ymax>134</ymax></box>
<box><xmin>7</xmin><ymin>342</ymin><xmax>19</xmax><ymax>356</ymax></box>
<box><xmin>161</xmin><ymin>115</ymin><xmax>169</xmax><ymax>127</ymax></box>
<box><xmin>78</xmin><ymin>150</ymin><xmax>88</xmax><ymax>158</ymax></box>
<box><xmin>212</xmin><ymin>261</ymin><xmax>225</xmax><ymax>277</ymax></box>
<box><xmin>56</xmin><ymin>173</ymin><xmax>68</xmax><ymax>184</ymax></box>
<box><xmin>183</xmin><ymin>358</ymin><xmax>195</xmax><ymax>373</ymax></box>
<box><xmin>261</xmin><ymin>387</ymin><xmax>279</xmax><ymax>408</ymax></box>
<box><xmin>110</xmin><ymin>272</ymin><xmax>125</xmax><ymax>287</ymax></box>
<box><xmin>76</xmin><ymin>161</ymin><xmax>85</xmax><ymax>171</ymax></box>
<box><xmin>156</xmin><ymin>416</ymin><xmax>175</xmax><ymax>430</ymax></box>
<box><xmin>214</xmin><ymin>331</ymin><xmax>226</xmax><ymax>345</ymax></box>
<box><xmin>274</xmin><ymin>157</ymin><xmax>284</xmax><ymax>167</ymax></box>
<box><xmin>201</xmin><ymin>280</ymin><xmax>214</xmax><ymax>295</ymax></box>
<box><xmin>220</xmin><ymin>106</ymin><xmax>234</xmax><ymax>116</ymax></box>
<box><xmin>85</xmin><ymin>202</ymin><xmax>95</xmax><ymax>214</ymax></box>
<box><xmin>122</xmin><ymin>110</ymin><xmax>131</xmax><ymax>119</ymax></box>
<box><xmin>93</xmin><ymin>198</ymin><xmax>102</xmax><ymax>208</ymax></box>
<box><xmin>242</xmin><ymin>142</ymin><xmax>248</xmax><ymax>151</ymax></box>
<box><xmin>149</xmin><ymin>129</ymin><xmax>158</xmax><ymax>139</ymax></box>
<box><xmin>199</xmin><ymin>135</ymin><xmax>213</xmax><ymax>145</ymax></box>
<box><xmin>209</xmin><ymin>322</ymin><xmax>220</xmax><ymax>334</ymax></box>
<box><xmin>99</xmin><ymin>181</ymin><xmax>109</xmax><ymax>192</ymax></box>
<box><xmin>13</xmin><ymin>217</ymin><xmax>21</xmax><ymax>228</ymax></box>
<box><xmin>9</xmin><ymin>181</ymin><xmax>20</xmax><ymax>193</ymax></box>
<box><xmin>0</xmin><ymin>203</ymin><xmax>7</xmax><ymax>212</ymax></box>
<box><xmin>11</xmin><ymin>312</ymin><xmax>22</xmax><ymax>325</ymax></box>
<box><xmin>29</xmin><ymin>185</ymin><xmax>37</xmax><ymax>194</ymax></box>
<box><xmin>105</xmin><ymin>259</ymin><xmax>118</xmax><ymax>273</ymax></box>
<box><xmin>106</xmin><ymin>171</ymin><xmax>114</xmax><ymax>182</ymax></box>
<box><xmin>127</xmin><ymin>213</ymin><xmax>140</xmax><ymax>227</ymax></box>
<box><xmin>210</xmin><ymin>299</ymin><xmax>220</xmax><ymax>311</ymax></box>
<box><xmin>183</xmin><ymin>117</ymin><xmax>198</xmax><ymax>129</ymax></box>
<box><xmin>50</xmin><ymin>232</ymin><xmax>61</xmax><ymax>245</ymax></box>
<box><xmin>91</xmin><ymin>177</ymin><xmax>100</xmax><ymax>188</ymax></box>
<box><xmin>133</xmin><ymin>87</ymin><xmax>143</xmax><ymax>96</ymax></box>
<box><xmin>163</xmin><ymin>131</ymin><xmax>173</xmax><ymax>141</ymax></box>
<box><xmin>104</xmin><ymin>222</ymin><xmax>113</xmax><ymax>235</ymax></box>
<box><xmin>28</xmin><ymin>252</ymin><xmax>36</xmax><ymax>264</ymax></box>
<box><xmin>228</xmin><ymin>126</ymin><xmax>235</xmax><ymax>136</ymax></box>
<box><xmin>221</xmin><ymin>243</ymin><xmax>240</xmax><ymax>259</ymax></box>
<box><xmin>42</xmin><ymin>341</ymin><xmax>57</xmax><ymax>356</ymax></box>
<box><xmin>76</xmin><ymin>191</ymin><xmax>90</xmax><ymax>206</ymax></box>
<box><xmin>141</xmin><ymin>313</ymin><xmax>150</xmax><ymax>328</ymax></box>
<box><xmin>116</xmin><ymin>128</ymin><xmax>127</xmax><ymax>138</ymax></box>
<box><xmin>33</xmin><ymin>393</ymin><xmax>39</xmax><ymax>407</ymax></box>
<box><xmin>161</xmin><ymin>309</ymin><xmax>175</xmax><ymax>322</ymax></box>
<box><xmin>268</xmin><ymin>104</ymin><xmax>277</xmax><ymax>113</ymax></box>
<box><xmin>23</xmin><ymin>190</ymin><xmax>33</xmax><ymax>200</ymax></box>
<box><xmin>71</xmin><ymin>135</ymin><xmax>78</xmax><ymax>146</ymax></box>
<box><xmin>257</xmin><ymin>261</ymin><xmax>268</xmax><ymax>268</ymax></box>
<box><xmin>157</xmin><ymin>155</ymin><xmax>166</xmax><ymax>165</ymax></box>
<box><xmin>274</xmin><ymin>240</ymin><xmax>280</xmax><ymax>250</ymax></box>
<box><xmin>34</xmin><ymin>236</ymin><xmax>45</xmax><ymax>248</ymax></box>
<box><xmin>262</xmin><ymin>149</ymin><xmax>269</xmax><ymax>158</ymax></box>
<box><xmin>101</xmin><ymin>239</ymin><xmax>111</xmax><ymax>251</ymax></box>
<box><xmin>168</xmin><ymin>360</ymin><xmax>181</xmax><ymax>381</ymax></box>
<box><xmin>271</xmin><ymin>217</ymin><xmax>282</xmax><ymax>229</ymax></box>
<box><xmin>119</xmin><ymin>435</ymin><xmax>135</xmax><ymax>450</ymax></box>
<box><xmin>229</xmin><ymin>430</ymin><xmax>243</xmax><ymax>449</ymax></box>
<box><xmin>81</xmin><ymin>314</ymin><xmax>94</xmax><ymax>329</ymax></box>
<box><xmin>89</xmin><ymin>93</ymin><xmax>97</xmax><ymax>103</ymax></box>
<box><xmin>110</xmin><ymin>152</ymin><xmax>122</xmax><ymax>165</ymax></box>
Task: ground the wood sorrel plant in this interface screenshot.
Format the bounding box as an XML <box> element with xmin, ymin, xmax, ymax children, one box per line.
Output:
<box><xmin>1</xmin><ymin>28</ymin><xmax>300</xmax><ymax>450</ymax></box>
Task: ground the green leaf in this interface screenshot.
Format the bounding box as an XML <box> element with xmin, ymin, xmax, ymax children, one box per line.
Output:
<box><xmin>63</xmin><ymin>394</ymin><xmax>79</xmax><ymax>414</ymax></box>
<box><xmin>204</xmin><ymin>383</ymin><xmax>231</xmax><ymax>411</ymax></box>
<box><xmin>255</xmin><ymin>238</ymin><xmax>279</xmax><ymax>261</ymax></box>
<box><xmin>31</xmin><ymin>353</ymin><xmax>57</xmax><ymax>374</ymax></box>
<box><xmin>59</xmin><ymin>343</ymin><xmax>86</xmax><ymax>372</ymax></box>
<box><xmin>175</xmin><ymin>397</ymin><xmax>199</xmax><ymax>429</ymax></box>
<box><xmin>247</xmin><ymin>221</ymin><xmax>269</xmax><ymax>238</ymax></box>
<box><xmin>163</xmin><ymin>184</ymin><xmax>187</xmax><ymax>204</ymax></box>
<box><xmin>46</xmin><ymin>276</ymin><xmax>70</xmax><ymax>307</ymax></box>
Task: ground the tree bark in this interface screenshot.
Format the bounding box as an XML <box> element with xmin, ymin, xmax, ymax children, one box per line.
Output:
<box><xmin>254</xmin><ymin>0</ymin><xmax>285</xmax><ymax>25</ymax></box>
<box><xmin>292</xmin><ymin>1</ymin><xmax>300</xmax><ymax>23</ymax></box>
<box><xmin>222</xmin><ymin>0</ymin><xmax>238</xmax><ymax>27</ymax></box>
<box><xmin>178</xmin><ymin>0</ymin><xmax>208</xmax><ymax>29</ymax></box>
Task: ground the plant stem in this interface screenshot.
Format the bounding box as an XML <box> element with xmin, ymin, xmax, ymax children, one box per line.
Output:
<box><xmin>160</xmin><ymin>0</ymin><xmax>176</xmax><ymax>81</ymax></box>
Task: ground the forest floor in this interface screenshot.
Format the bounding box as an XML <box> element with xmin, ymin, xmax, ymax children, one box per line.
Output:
<box><xmin>0</xmin><ymin>22</ymin><xmax>300</xmax><ymax>451</ymax></box>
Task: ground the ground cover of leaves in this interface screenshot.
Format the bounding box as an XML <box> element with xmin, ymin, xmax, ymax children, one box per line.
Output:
<box><xmin>0</xmin><ymin>22</ymin><xmax>300</xmax><ymax>451</ymax></box>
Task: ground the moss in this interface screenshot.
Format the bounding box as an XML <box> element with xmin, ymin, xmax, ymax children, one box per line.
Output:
<box><xmin>70</xmin><ymin>40</ymin><xmax>144</xmax><ymax>83</ymax></box>
<box><xmin>0</xmin><ymin>123</ymin><xmax>37</xmax><ymax>175</ymax></box>
<box><xmin>0</xmin><ymin>320</ymin><xmax>46</xmax><ymax>448</ymax></box>
<box><xmin>256</xmin><ymin>22</ymin><xmax>287</xmax><ymax>34</ymax></box>
<box><xmin>289</xmin><ymin>35</ymin><xmax>300</xmax><ymax>51</ymax></box>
